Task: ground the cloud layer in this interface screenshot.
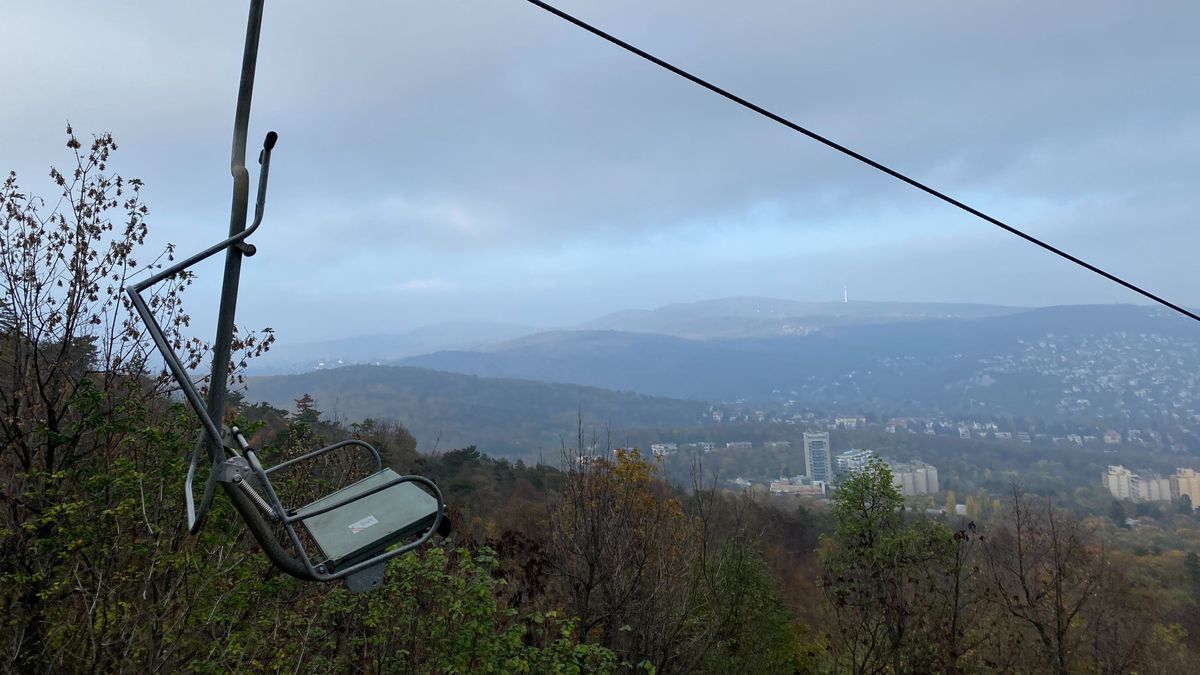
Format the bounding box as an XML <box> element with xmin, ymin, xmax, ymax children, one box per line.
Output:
<box><xmin>2</xmin><ymin>0</ymin><xmax>1197</xmax><ymax>340</ymax></box>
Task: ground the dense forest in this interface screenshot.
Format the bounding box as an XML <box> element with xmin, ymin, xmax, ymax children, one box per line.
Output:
<box><xmin>4</xmin><ymin>133</ymin><xmax>1200</xmax><ymax>672</ymax></box>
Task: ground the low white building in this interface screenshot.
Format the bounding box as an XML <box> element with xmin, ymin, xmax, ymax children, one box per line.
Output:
<box><xmin>889</xmin><ymin>460</ymin><xmax>940</xmax><ymax>496</ymax></box>
<box><xmin>835</xmin><ymin>449</ymin><xmax>874</xmax><ymax>474</ymax></box>
<box><xmin>835</xmin><ymin>416</ymin><xmax>865</xmax><ymax>430</ymax></box>
<box><xmin>769</xmin><ymin>478</ymin><xmax>826</xmax><ymax>496</ymax></box>
<box><xmin>650</xmin><ymin>443</ymin><xmax>678</xmax><ymax>457</ymax></box>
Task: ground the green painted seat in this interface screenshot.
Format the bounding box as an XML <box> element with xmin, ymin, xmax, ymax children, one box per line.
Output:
<box><xmin>296</xmin><ymin>469</ymin><xmax>441</xmax><ymax>572</ymax></box>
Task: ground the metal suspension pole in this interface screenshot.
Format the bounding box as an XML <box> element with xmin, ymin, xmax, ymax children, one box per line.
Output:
<box><xmin>206</xmin><ymin>0</ymin><xmax>315</xmax><ymax>579</ymax></box>
<box><xmin>206</xmin><ymin>0</ymin><xmax>265</xmax><ymax>455</ymax></box>
<box><xmin>129</xmin><ymin>0</ymin><xmax>448</xmax><ymax>582</ymax></box>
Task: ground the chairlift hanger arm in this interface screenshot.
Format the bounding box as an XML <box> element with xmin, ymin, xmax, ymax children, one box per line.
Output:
<box><xmin>123</xmin><ymin>0</ymin><xmax>322</xmax><ymax>582</ymax></box>
<box><xmin>126</xmin><ymin>0</ymin><xmax>448</xmax><ymax>589</ymax></box>
<box><xmin>124</xmin><ymin>130</ymin><xmax>276</xmax><ymax>534</ymax></box>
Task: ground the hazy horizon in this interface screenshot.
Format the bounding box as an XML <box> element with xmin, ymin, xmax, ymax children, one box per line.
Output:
<box><xmin>261</xmin><ymin>295</ymin><xmax>1153</xmax><ymax>347</ymax></box>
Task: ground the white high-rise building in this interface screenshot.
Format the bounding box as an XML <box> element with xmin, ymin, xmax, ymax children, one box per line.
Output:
<box><xmin>804</xmin><ymin>432</ymin><xmax>833</xmax><ymax>483</ymax></box>
<box><xmin>1170</xmin><ymin>468</ymin><xmax>1200</xmax><ymax>509</ymax></box>
<box><xmin>1102</xmin><ymin>465</ymin><xmax>1133</xmax><ymax>500</ymax></box>
<box><xmin>1130</xmin><ymin>474</ymin><xmax>1171</xmax><ymax>502</ymax></box>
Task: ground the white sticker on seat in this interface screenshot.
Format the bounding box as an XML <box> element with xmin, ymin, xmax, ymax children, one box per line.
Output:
<box><xmin>349</xmin><ymin>515</ymin><xmax>379</xmax><ymax>533</ymax></box>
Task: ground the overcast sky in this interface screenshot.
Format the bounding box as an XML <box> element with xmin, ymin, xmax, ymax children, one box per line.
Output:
<box><xmin>3</xmin><ymin>1</ymin><xmax>1197</xmax><ymax>342</ymax></box>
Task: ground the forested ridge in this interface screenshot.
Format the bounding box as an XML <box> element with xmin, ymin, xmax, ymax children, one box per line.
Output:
<box><xmin>3</xmin><ymin>134</ymin><xmax>1199</xmax><ymax>673</ymax></box>
<box><xmin>245</xmin><ymin>364</ymin><xmax>711</xmax><ymax>457</ymax></box>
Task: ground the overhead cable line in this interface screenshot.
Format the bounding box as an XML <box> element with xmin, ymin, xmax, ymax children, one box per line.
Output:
<box><xmin>522</xmin><ymin>0</ymin><xmax>1200</xmax><ymax>324</ymax></box>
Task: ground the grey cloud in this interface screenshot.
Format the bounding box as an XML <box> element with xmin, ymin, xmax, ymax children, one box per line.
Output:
<box><xmin>2</xmin><ymin>0</ymin><xmax>1197</xmax><ymax>337</ymax></box>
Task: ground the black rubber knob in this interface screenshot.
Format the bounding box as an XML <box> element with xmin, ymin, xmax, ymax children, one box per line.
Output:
<box><xmin>264</xmin><ymin>131</ymin><xmax>278</xmax><ymax>150</ymax></box>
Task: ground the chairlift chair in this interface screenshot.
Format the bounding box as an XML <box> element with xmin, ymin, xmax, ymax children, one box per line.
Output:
<box><xmin>126</xmin><ymin>0</ymin><xmax>448</xmax><ymax>593</ymax></box>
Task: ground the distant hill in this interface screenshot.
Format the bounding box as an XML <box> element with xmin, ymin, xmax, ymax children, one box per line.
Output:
<box><xmin>245</xmin><ymin>302</ymin><xmax>1200</xmax><ymax>445</ymax></box>
<box><xmin>244</xmin><ymin>365</ymin><xmax>711</xmax><ymax>458</ymax></box>
<box><xmin>251</xmin><ymin>298</ymin><xmax>1023</xmax><ymax>373</ymax></box>
<box><xmin>247</xmin><ymin>321</ymin><xmax>537</xmax><ymax>375</ymax></box>
<box><xmin>404</xmin><ymin>330</ymin><xmax>780</xmax><ymax>400</ymax></box>
<box><xmin>579</xmin><ymin>297</ymin><xmax>1023</xmax><ymax>339</ymax></box>
<box><xmin>400</xmin><ymin>304</ymin><xmax>1200</xmax><ymax>419</ymax></box>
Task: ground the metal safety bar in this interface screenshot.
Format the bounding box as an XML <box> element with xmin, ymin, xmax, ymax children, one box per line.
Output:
<box><xmin>265</xmin><ymin>440</ymin><xmax>384</xmax><ymax>476</ymax></box>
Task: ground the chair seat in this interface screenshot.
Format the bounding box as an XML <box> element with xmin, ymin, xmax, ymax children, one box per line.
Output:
<box><xmin>295</xmin><ymin>469</ymin><xmax>439</xmax><ymax>571</ymax></box>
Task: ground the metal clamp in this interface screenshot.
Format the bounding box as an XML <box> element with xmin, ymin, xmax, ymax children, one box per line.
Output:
<box><xmin>217</xmin><ymin>456</ymin><xmax>251</xmax><ymax>483</ymax></box>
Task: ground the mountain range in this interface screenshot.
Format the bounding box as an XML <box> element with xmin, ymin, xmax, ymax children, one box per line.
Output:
<box><xmin>579</xmin><ymin>297</ymin><xmax>1023</xmax><ymax>339</ymax></box>
<box><xmin>398</xmin><ymin>303</ymin><xmax>1200</xmax><ymax>407</ymax></box>
<box><xmin>249</xmin><ymin>297</ymin><xmax>1028</xmax><ymax>375</ymax></box>
<box><xmin>243</xmin><ymin>299</ymin><xmax>1200</xmax><ymax>456</ymax></box>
